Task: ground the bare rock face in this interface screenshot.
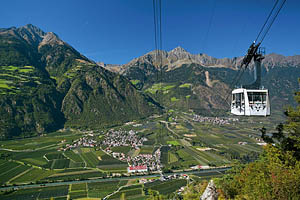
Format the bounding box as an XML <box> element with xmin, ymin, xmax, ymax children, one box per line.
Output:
<box><xmin>111</xmin><ymin>46</ymin><xmax>300</xmax><ymax>78</ymax></box>
<box><xmin>39</xmin><ymin>32</ymin><xmax>64</xmax><ymax>47</ymax></box>
<box><xmin>200</xmin><ymin>180</ymin><xmax>219</xmax><ymax>200</ymax></box>
<box><xmin>262</xmin><ymin>53</ymin><xmax>300</xmax><ymax>69</ymax></box>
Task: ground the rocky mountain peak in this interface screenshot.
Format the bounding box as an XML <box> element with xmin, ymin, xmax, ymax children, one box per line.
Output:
<box><xmin>22</xmin><ymin>24</ymin><xmax>45</xmax><ymax>35</ymax></box>
<box><xmin>166</xmin><ymin>46</ymin><xmax>192</xmax><ymax>65</ymax></box>
<box><xmin>169</xmin><ymin>46</ymin><xmax>188</xmax><ymax>54</ymax></box>
<box><xmin>39</xmin><ymin>32</ymin><xmax>64</xmax><ymax>47</ymax></box>
<box><xmin>169</xmin><ymin>46</ymin><xmax>190</xmax><ymax>56</ymax></box>
<box><xmin>0</xmin><ymin>24</ymin><xmax>65</xmax><ymax>48</ymax></box>
<box><xmin>261</xmin><ymin>53</ymin><xmax>300</xmax><ymax>68</ymax></box>
<box><xmin>16</xmin><ymin>24</ymin><xmax>46</xmax><ymax>46</ymax></box>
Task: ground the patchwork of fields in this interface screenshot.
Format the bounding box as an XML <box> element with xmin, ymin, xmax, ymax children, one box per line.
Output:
<box><xmin>0</xmin><ymin>130</ymin><xmax>126</xmax><ymax>186</ymax></box>
<box><xmin>0</xmin><ymin>178</ymin><xmax>188</xmax><ymax>200</ymax></box>
<box><xmin>0</xmin><ymin>108</ymin><xmax>284</xmax><ymax>199</ymax></box>
<box><xmin>0</xmin><ymin>109</ymin><xmax>276</xmax><ymax>185</ymax></box>
<box><xmin>0</xmin><ymin>147</ymin><xmax>125</xmax><ymax>185</ymax></box>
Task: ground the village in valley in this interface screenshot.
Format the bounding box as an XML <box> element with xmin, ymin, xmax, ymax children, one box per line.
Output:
<box><xmin>102</xmin><ymin>129</ymin><xmax>162</xmax><ymax>173</ymax></box>
<box><xmin>58</xmin><ymin>128</ymin><xmax>164</xmax><ymax>174</ymax></box>
<box><xmin>192</xmin><ymin>114</ymin><xmax>239</xmax><ymax>125</ymax></box>
<box><xmin>53</xmin><ymin>112</ymin><xmax>265</xmax><ymax>177</ymax></box>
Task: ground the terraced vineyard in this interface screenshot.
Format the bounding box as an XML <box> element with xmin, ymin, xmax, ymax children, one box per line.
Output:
<box><xmin>0</xmin><ymin>65</ymin><xmax>40</xmax><ymax>94</ymax></box>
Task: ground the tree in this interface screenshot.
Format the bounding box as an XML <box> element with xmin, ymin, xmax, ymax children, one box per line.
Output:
<box><xmin>262</xmin><ymin>80</ymin><xmax>300</xmax><ymax>160</ymax></box>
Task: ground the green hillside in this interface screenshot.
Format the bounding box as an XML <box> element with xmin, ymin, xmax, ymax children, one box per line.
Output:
<box><xmin>0</xmin><ymin>25</ymin><xmax>161</xmax><ymax>139</ymax></box>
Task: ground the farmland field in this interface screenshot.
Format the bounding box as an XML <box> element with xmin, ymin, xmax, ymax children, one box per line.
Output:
<box><xmin>38</xmin><ymin>185</ymin><xmax>69</xmax><ymax>199</ymax></box>
<box><xmin>69</xmin><ymin>191</ymin><xmax>87</xmax><ymax>199</ymax></box>
<box><xmin>109</xmin><ymin>188</ymin><xmax>143</xmax><ymax>199</ymax></box>
<box><xmin>71</xmin><ymin>183</ymin><xmax>87</xmax><ymax>191</ymax></box>
<box><xmin>11</xmin><ymin>150</ymin><xmax>54</xmax><ymax>167</ymax></box>
<box><xmin>0</xmin><ymin>131</ymin><xmax>82</xmax><ymax>151</ymax></box>
<box><xmin>69</xmin><ymin>160</ymin><xmax>85</xmax><ymax>168</ymax></box>
<box><xmin>88</xmin><ymin>180</ymin><xmax>121</xmax><ymax>199</ymax></box>
<box><xmin>64</xmin><ymin>150</ymin><xmax>83</xmax><ymax>163</ymax></box>
<box><xmin>139</xmin><ymin>146</ymin><xmax>154</xmax><ymax>154</ymax></box>
<box><xmin>11</xmin><ymin>168</ymin><xmax>54</xmax><ymax>184</ymax></box>
<box><xmin>111</xmin><ymin>146</ymin><xmax>131</xmax><ymax>154</ymax></box>
<box><xmin>120</xmin><ymin>184</ymin><xmax>143</xmax><ymax>191</ymax></box>
<box><xmin>95</xmin><ymin>149</ymin><xmax>106</xmax><ymax>157</ymax></box>
<box><xmin>81</xmin><ymin>150</ymin><xmax>99</xmax><ymax>168</ymax></box>
<box><xmin>160</xmin><ymin>146</ymin><xmax>170</xmax><ymax>165</ymax></box>
<box><xmin>0</xmin><ymin>161</ymin><xmax>19</xmax><ymax>174</ymax></box>
<box><xmin>0</xmin><ymin>163</ymin><xmax>31</xmax><ymax>185</ymax></box>
<box><xmin>0</xmin><ymin>185</ymin><xmax>69</xmax><ymax>200</ymax></box>
<box><xmin>45</xmin><ymin>152</ymin><xmax>66</xmax><ymax>160</ymax></box>
<box><xmin>51</xmin><ymin>159</ymin><xmax>70</xmax><ymax>169</ymax></box>
<box><xmin>145</xmin><ymin>179</ymin><xmax>187</xmax><ymax>195</ymax></box>
<box><xmin>168</xmin><ymin>152</ymin><xmax>178</xmax><ymax>163</ymax></box>
<box><xmin>44</xmin><ymin>170</ymin><xmax>105</xmax><ymax>181</ymax></box>
<box><xmin>98</xmin><ymin>154</ymin><xmax>128</xmax><ymax>170</ymax></box>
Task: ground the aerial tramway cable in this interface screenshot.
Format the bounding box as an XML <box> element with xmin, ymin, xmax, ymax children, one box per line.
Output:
<box><xmin>255</xmin><ymin>0</ymin><xmax>280</xmax><ymax>43</ymax></box>
<box><xmin>201</xmin><ymin>0</ymin><xmax>217</xmax><ymax>53</ymax></box>
<box><xmin>224</xmin><ymin>0</ymin><xmax>287</xmax><ymax>105</ymax></box>
<box><xmin>152</xmin><ymin>0</ymin><xmax>158</xmax><ymax>63</ymax></box>
<box><xmin>153</xmin><ymin>0</ymin><xmax>165</xmax><ymax>137</ymax></box>
<box><xmin>259</xmin><ymin>0</ymin><xmax>287</xmax><ymax>43</ymax></box>
<box><xmin>152</xmin><ymin>0</ymin><xmax>163</xmax><ymax>79</ymax></box>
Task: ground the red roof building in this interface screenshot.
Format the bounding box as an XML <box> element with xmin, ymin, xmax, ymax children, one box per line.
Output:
<box><xmin>127</xmin><ymin>165</ymin><xmax>148</xmax><ymax>173</ymax></box>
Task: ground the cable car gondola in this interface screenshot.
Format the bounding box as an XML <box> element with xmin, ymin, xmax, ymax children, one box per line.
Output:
<box><xmin>229</xmin><ymin>0</ymin><xmax>286</xmax><ymax>116</ymax></box>
<box><xmin>231</xmin><ymin>45</ymin><xmax>270</xmax><ymax>116</ymax></box>
<box><xmin>231</xmin><ymin>89</ymin><xmax>270</xmax><ymax>116</ymax></box>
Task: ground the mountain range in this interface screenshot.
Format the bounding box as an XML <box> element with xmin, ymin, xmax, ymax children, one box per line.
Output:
<box><xmin>99</xmin><ymin>46</ymin><xmax>300</xmax><ymax>72</ymax></box>
<box><xmin>0</xmin><ymin>24</ymin><xmax>299</xmax><ymax>139</ymax></box>
<box><xmin>0</xmin><ymin>24</ymin><xmax>161</xmax><ymax>139</ymax></box>
<box><xmin>101</xmin><ymin>46</ymin><xmax>300</xmax><ymax>115</ymax></box>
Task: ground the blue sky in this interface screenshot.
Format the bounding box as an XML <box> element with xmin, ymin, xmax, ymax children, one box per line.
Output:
<box><xmin>0</xmin><ymin>0</ymin><xmax>299</xmax><ymax>64</ymax></box>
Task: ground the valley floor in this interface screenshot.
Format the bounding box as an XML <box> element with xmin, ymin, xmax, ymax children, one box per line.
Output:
<box><xmin>0</xmin><ymin>109</ymin><xmax>284</xmax><ymax>199</ymax></box>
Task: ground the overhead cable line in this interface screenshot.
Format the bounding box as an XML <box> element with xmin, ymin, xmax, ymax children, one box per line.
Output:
<box><xmin>152</xmin><ymin>0</ymin><xmax>163</xmax><ymax>68</ymax></box>
<box><xmin>255</xmin><ymin>0</ymin><xmax>280</xmax><ymax>43</ymax></box>
<box><xmin>224</xmin><ymin>0</ymin><xmax>287</xmax><ymax>104</ymax></box>
<box><xmin>152</xmin><ymin>0</ymin><xmax>163</xmax><ymax>101</ymax></box>
<box><xmin>153</xmin><ymin>0</ymin><xmax>158</xmax><ymax>62</ymax></box>
<box><xmin>201</xmin><ymin>0</ymin><xmax>217</xmax><ymax>53</ymax></box>
<box><xmin>259</xmin><ymin>0</ymin><xmax>287</xmax><ymax>43</ymax></box>
<box><xmin>153</xmin><ymin>0</ymin><xmax>165</xmax><ymax>139</ymax></box>
<box><xmin>153</xmin><ymin>0</ymin><xmax>162</xmax><ymax>84</ymax></box>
